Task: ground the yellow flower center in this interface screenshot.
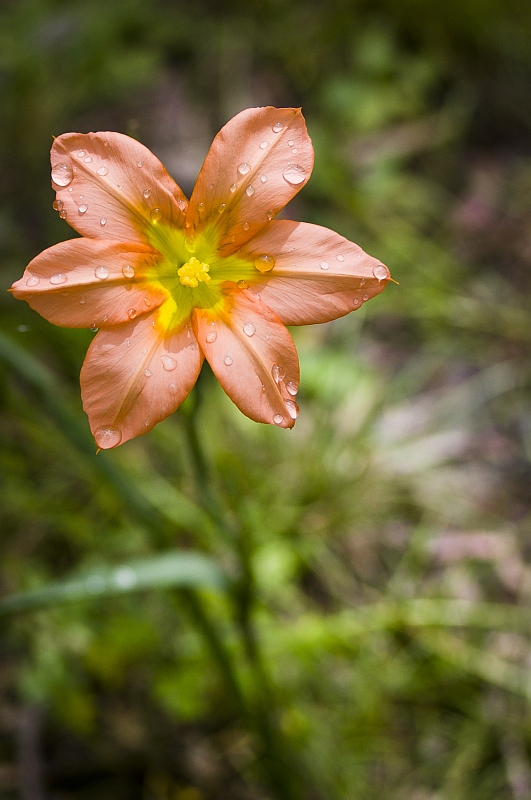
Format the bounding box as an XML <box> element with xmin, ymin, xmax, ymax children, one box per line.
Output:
<box><xmin>177</xmin><ymin>256</ymin><xmax>211</xmax><ymax>288</ymax></box>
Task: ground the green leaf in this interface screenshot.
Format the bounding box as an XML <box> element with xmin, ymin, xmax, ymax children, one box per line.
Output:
<box><xmin>0</xmin><ymin>551</ymin><xmax>227</xmax><ymax>615</ymax></box>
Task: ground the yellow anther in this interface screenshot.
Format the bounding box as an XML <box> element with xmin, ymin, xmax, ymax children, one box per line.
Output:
<box><xmin>178</xmin><ymin>256</ymin><xmax>211</xmax><ymax>288</ymax></box>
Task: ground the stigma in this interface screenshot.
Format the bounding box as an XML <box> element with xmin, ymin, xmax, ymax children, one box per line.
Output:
<box><xmin>177</xmin><ymin>256</ymin><xmax>211</xmax><ymax>288</ymax></box>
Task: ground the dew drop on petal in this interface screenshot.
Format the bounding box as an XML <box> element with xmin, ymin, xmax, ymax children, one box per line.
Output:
<box><xmin>50</xmin><ymin>273</ymin><xmax>67</xmax><ymax>285</ymax></box>
<box><xmin>100</xmin><ymin>217</ymin><xmax>107</xmax><ymax>226</ymax></box>
<box><xmin>78</xmin><ymin>203</ymin><xmax>88</xmax><ymax>214</ymax></box>
<box><xmin>272</xmin><ymin>122</ymin><xmax>284</xmax><ymax>133</ymax></box>
<box><xmin>224</xmin><ymin>355</ymin><xmax>233</xmax><ymax>366</ymax></box>
<box><xmin>336</xmin><ymin>254</ymin><xmax>345</xmax><ymax>262</ymax></box>
<box><xmin>122</xmin><ymin>264</ymin><xmax>135</xmax><ymax>278</ymax></box>
<box><xmin>259</xmin><ymin>141</ymin><xmax>269</xmax><ymax>149</ymax></box>
<box><xmin>144</xmin><ymin>369</ymin><xmax>152</xmax><ymax>377</ymax></box>
<box><xmin>95</xmin><ymin>426</ymin><xmax>121</xmax><ymax>448</ymax></box>
<box><xmin>128</xmin><ymin>308</ymin><xmax>137</xmax><ymax>319</ymax></box>
<box><xmin>77</xmin><ymin>150</ymin><xmax>86</xmax><ymax>158</ymax></box>
<box><xmin>286</xmin><ymin>400</ymin><xmax>299</xmax><ymax>419</ymax></box>
<box><xmin>52</xmin><ymin>199</ymin><xmax>63</xmax><ymax>211</ymax></box>
<box><xmin>246</xmin><ymin>185</ymin><xmax>255</xmax><ymax>197</ymax></box>
<box><xmin>59</xmin><ymin>210</ymin><xmax>67</xmax><ymax>219</ymax></box>
<box><xmin>260</xmin><ymin>175</ymin><xmax>267</xmax><ymax>183</ymax></box>
<box><xmin>97</xmin><ymin>166</ymin><xmax>108</xmax><ymax>176</ymax></box>
<box><xmin>286</xmin><ymin>381</ymin><xmax>298</xmax><ymax>396</ymax></box>
<box><xmin>26</xmin><ymin>276</ymin><xmax>39</xmax><ymax>287</ymax></box>
<box><xmin>373</xmin><ymin>264</ymin><xmax>389</xmax><ymax>281</ymax></box>
<box><xmin>237</xmin><ymin>279</ymin><xmax>247</xmax><ymax>289</ymax></box>
<box><xmin>83</xmin><ymin>156</ymin><xmax>92</xmax><ymax>163</ymax></box>
<box><xmin>126</xmin><ymin>338</ymin><xmax>132</xmax><ymax>347</ymax></box>
<box><xmin>237</xmin><ymin>163</ymin><xmax>251</xmax><ymax>175</ymax></box>
<box><xmin>282</xmin><ymin>165</ymin><xmax>307</xmax><ymax>185</ymax></box>
<box><xmin>90</xmin><ymin>324</ymin><xmax>99</xmax><ymax>332</ymax></box>
<box><xmin>206</xmin><ymin>330</ymin><xmax>217</xmax><ymax>343</ymax></box>
<box><xmin>254</xmin><ymin>254</ymin><xmax>275</xmax><ymax>273</ymax></box>
<box><xmin>169</xmin><ymin>382</ymin><xmax>176</xmax><ymax>391</ymax></box>
<box><xmin>177</xmin><ymin>199</ymin><xmax>187</xmax><ymax>211</ymax></box>
<box><xmin>272</xmin><ymin>364</ymin><xmax>285</xmax><ymax>383</ymax></box>
<box><xmin>319</xmin><ymin>260</ymin><xmax>329</xmax><ymax>270</ymax></box>
<box><xmin>137</xmin><ymin>160</ymin><xmax>144</xmax><ymax>167</ymax></box>
<box><xmin>143</xmin><ymin>297</ymin><xmax>151</xmax><ymax>307</ymax></box>
<box><xmin>362</xmin><ymin>293</ymin><xmax>369</xmax><ymax>301</ymax></box>
<box><xmin>243</xmin><ymin>222</ymin><xmax>250</xmax><ymax>231</ymax></box>
<box><xmin>353</xmin><ymin>298</ymin><xmax>360</xmax><ymax>306</ymax></box>
<box><xmin>150</xmin><ymin>208</ymin><xmax>161</xmax><ymax>221</ymax></box>
<box><xmin>79</xmin><ymin>295</ymin><xmax>86</xmax><ymax>304</ymax></box>
<box><xmin>243</xmin><ymin>322</ymin><xmax>255</xmax><ymax>337</ymax></box>
<box><xmin>95</xmin><ymin>266</ymin><xmax>109</xmax><ymax>280</ymax></box>
<box><xmin>161</xmin><ymin>355</ymin><xmax>177</xmax><ymax>371</ymax></box>
<box><xmin>218</xmin><ymin>203</ymin><xmax>226</xmax><ymax>213</ymax></box>
<box><xmin>360</xmin><ymin>277</ymin><xmax>366</xmax><ymax>286</ymax></box>
<box><xmin>229</xmin><ymin>183</ymin><xmax>237</xmax><ymax>193</ymax></box>
<box><xmin>273</xmin><ymin>414</ymin><xmax>284</xmax><ymax>425</ymax></box>
<box><xmin>266</xmin><ymin>209</ymin><xmax>274</xmax><ymax>220</ymax></box>
<box><xmin>143</xmin><ymin>189</ymin><xmax>151</xmax><ymax>198</ymax></box>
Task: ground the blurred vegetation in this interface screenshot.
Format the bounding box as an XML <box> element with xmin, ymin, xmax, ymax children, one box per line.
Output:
<box><xmin>3</xmin><ymin>0</ymin><xmax>531</xmax><ymax>798</ymax></box>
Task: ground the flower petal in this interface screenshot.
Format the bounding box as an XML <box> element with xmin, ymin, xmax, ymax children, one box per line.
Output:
<box><xmin>51</xmin><ymin>132</ymin><xmax>188</xmax><ymax>243</ymax></box>
<box><xmin>10</xmin><ymin>239</ymin><xmax>167</xmax><ymax>328</ymax></box>
<box><xmin>81</xmin><ymin>314</ymin><xmax>202</xmax><ymax>448</ymax></box>
<box><xmin>239</xmin><ymin>221</ymin><xmax>391</xmax><ymax>325</ymax></box>
<box><xmin>193</xmin><ymin>291</ymin><xmax>300</xmax><ymax>428</ymax></box>
<box><xmin>187</xmin><ymin>107</ymin><xmax>313</xmax><ymax>254</ymax></box>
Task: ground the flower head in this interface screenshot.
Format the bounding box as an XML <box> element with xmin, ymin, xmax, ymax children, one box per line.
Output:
<box><xmin>10</xmin><ymin>107</ymin><xmax>391</xmax><ymax>449</ymax></box>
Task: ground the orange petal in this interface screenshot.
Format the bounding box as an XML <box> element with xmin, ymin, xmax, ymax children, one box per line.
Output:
<box><xmin>81</xmin><ymin>314</ymin><xmax>202</xmax><ymax>448</ymax></box>
<box><xmin>51</xmin><ymin>131</ymin><xmax>187</xmax><ymax>243</ymax></box>
<box><xmin>239</xmin><ymin>221</ymin><xmax>391</xmax><ymax>325</ymax></box>
<box><xmin>193</xmin><ymin>291</ymin><xmax>300</xmax><ymax>428</ymax></box>
<box><xmin>187</xmin><ymin>107</ymin><xmax>313</xmax><ymax>254</ymax></box>
<box><xmin>10</xmin><ymin>239</ymin><xmax>167</xmax><ymax>328</ymax></box>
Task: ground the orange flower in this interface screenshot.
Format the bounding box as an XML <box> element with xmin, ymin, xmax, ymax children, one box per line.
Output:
<box><xmin>10</xmin><ymin>107</ymin><xmax>391</xmax><ymax>449</ymax></box>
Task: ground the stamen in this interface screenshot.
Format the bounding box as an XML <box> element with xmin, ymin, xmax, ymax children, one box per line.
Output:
<box><xmin>178</xmin><ymin>256</ymin><xmax>211</xmax><ymax>288</ymax></box>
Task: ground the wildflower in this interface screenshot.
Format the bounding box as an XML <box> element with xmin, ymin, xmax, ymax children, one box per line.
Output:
<box><xmin>10</xmin><ymin>107</ymin><xmax>391</xmax><ymax>449</ymax></box>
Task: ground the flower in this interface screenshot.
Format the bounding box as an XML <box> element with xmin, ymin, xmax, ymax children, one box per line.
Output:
<box><xmin>10</xmin><ymin>107</ymin><xmax>391</xmax><ymax>449</ymax></box>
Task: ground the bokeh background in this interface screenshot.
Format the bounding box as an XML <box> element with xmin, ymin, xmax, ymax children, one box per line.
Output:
<box><xmin>3</xmin><ymin>0</ymin><xmax>531</xmax><ymax>798</ymax></box>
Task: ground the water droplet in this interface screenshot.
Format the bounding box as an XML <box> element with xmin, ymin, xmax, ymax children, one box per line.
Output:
<box><xmin>362</xmin><ymin>293</ymin><xmax>369</xmax><ymax>301</ymax></box>
<box><xmin>373</xmin><ymin>264</ymin><xmax>389</xmax><ymax>281</ymax></box>
<box><xmin>336</xmin><ymin>254</ymin><xmax>345</xmax><ymax>262</ymax></box>
<box><xmin>224</xmin><ymin>355</ymin><xmax>233</xmax><ymax>366</ymax></box>
<box><xmin>79</xmin><ymin>295</ymin><xmax>86</xmax><ymax>304</ymax></box>
<box><xmin>26</xmin><ymin>276</ymin><xmax>39</xmax><ymax>287</ymax></box>
<box><xmin>230</xmin><ymin>235</ymin><xmax>236</xmax><ymax>243</ymax></box>
<box><xmin>266</xmin><ymin>209</ymin><xmax>274</xmax><ymax>220</ymax></box>
<box><xmin>95</xmin><ymin>266</ymin><xmax>109</xmax><ymax>280</ymax></box>
<box><xmin>99</xmin><ymin>217</ymin><xmax>107</xmax><ymax>226</ymax></box>
<box><xmin>243</xmin><ymin>322</ymin><xmax>255</xmax><ymax>336</ymax></box>
<box><xmin>59</xmin><ymin>210</ymin><xmax>67</xmax><ymax>219</ymax></box>
<box><xmin>142</xmin><ymin>298</ymin><xmax>151</xmax><ymax>308</ymax></box>
<box><xmin>126</xmin><ymin>339</ymin><xmax>132</xmax><ymax>347</ymax></box>
<box><xmin>102</xmin><ymin>314</ymin><xmax>108</xmax><ymax>322</ymax></box>
<box><xmin>206</xmin><ymin>330</ymin><xmax>217</xmax><ymax>343</ymax></box>
<box><xmin>237</xmin><ymin>279</ymin><xmax>247</xmax><ymax>289</ymax></box>
<box><xmin>122</xmin><ymin>264</ymin><xmax>135</xmax><ymax>278</ymax></box>
<box><xmin>360</xmin><ymin>277</ymin><xmax>366</xmax><ymax>286</ymax></box>
<box><xmin>169</xmin><ymin>382</ymin><xmax>176</xmax><ymax>391</ymax></box>
<box><xmin>292</xmin><ymin>148</ymin><xmax>298</xmax><ymax>154</ymax></box>
<box><xmin>97</xmin><ymin>166</ymin><xmax>108</xmax><ymax>176</ymax></box>
<box><xmin>137</xmin><ymin>160</ymin><xmax>144</xmax><ymax>167</ymax></box>
<box><xmin>259</xmin><ymin>141</ymin><xmax>269</xmax><ymax>150</ymax></box>
<box><xmin>229</xmin><ymin>183</ymin><xmax>237</xmax><ymax>193</ymax></box>
<box><xmin>319</xmin><ymin>260</ymin><xmax>329</xmax><ymax>270</ymax></box>
<box><xmin>50</xmin><ymin>273</ymin><xmax>67</xmax><ymax>285</ymax></box>
<box><xmin>255</xmin><ymin>254</ymin><xmax>275</xmax><ymax>273</ymax></box>
<box><xmin>288</xmin><ymin>140</ymin><xmax>294</xmax><ymax>147</ymax></box>
<box><xmin>95</xmin><ymin>426</ymin><xmax>122</xmax><ymax>448</ymax></box>
<box><xmin>52</xmin><ymin>199</ymin><xmax>63</xmax><ymax>211</ymax></box>
<box><xmin>144</xmin><ymin>368</ymin><xmax>152</xmax><ymax>377</ymax></box>
<box><xmin>286</xmin><ymin>381</ymin><xmax>298</xmax><ymax>396</ymax></box>
<box><xmin>273</xmin><ymin>414</ymin><xmax>284</xmax><ymax>425</ymax></box>
<box><xmin>243</xmin><ymin>222</ymin><xmax>250</xmax><ymax>231</ymax></box>
<box><xmin>353</xmin><ymin>298</ymin><xmax>360</xmax><ymax>306</ymax></box>
<box><xmin>83</xmin><ymin>156</ymin><xmax>92</xmax><ymax>163</ymax></box>
<box><xmin>150</xmin><ymin>208</ymin><xmax>161</xmax><ymax>221</ymax></box>
<box><xmin>77</xmin><ymin>150</ymin><xmax>86</xmax><ymax>158</ymax></box>
<box><xmin>246</xmin><ymin>185</ymin><xmax>255</xmax><ymax>197</ymax></box>
<box><xmin>237</xmin><ymin>163</ymin><xmax>251</xmax><ymax>175</ymax></box>
<box><xmin>160</xmin><ymin>355</ymin><xmax>177</xmax><ymax>371</ymax></box>
<box><xmin>90</xmin><ymin>324</ymin><xmax>99</xmax><ymax>332</ymax></box>
<box><xmin>143</xmin><ymin>188</ymin><xmax>151</xmax><ymax>198</ymax></box>
<box><xmin>177</xmin><ymin>199</ymin><xmax>187</xmax><ymax>211</ymax></box>
<box><xmin>272</xmin><ymin>122</ymin><xmax>284</xmax><ymax>133</ymax></box>
<box><xmin>260</xmin><ymin>175</ymin><xmax>267</xmax><ymax>183</ymax></box>
<box><xmin>286</xmin><ymin>400</ymin><xmax>299</xmax><ymax>419</ymax></box>
<box><xmin>141</xmin><ymin>348</ymin><xmax>147</xmax><ymax>355</ymax></box>
<box><xmin>218</xmin><ymin>203</ymin><xmax>226</xmax><ymax>213</ymax></box>
<box><xmin>282</xmin><ymin>165</ymin><xmax>307</xmax><ymax>185</ymax></box>
<box><xmin>128</xmin><ymin>308</ymin><xmax>137</xmax><ymax>319</ymax></box>
<box><xmin>68</xmin><ymin>187</ymin><xmax>73</xmax><ymax>192</ymax></box>
<box><xmin>272</xmin><ymin>364</ymin><xmax>285</xmax><ymax>383</ymax></box>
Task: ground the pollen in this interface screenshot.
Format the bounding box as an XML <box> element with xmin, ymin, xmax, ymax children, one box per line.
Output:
<box><xmin>177</xmin><ymin>256</ymin><xmax>211</xmax><ymax>288</ymax></box>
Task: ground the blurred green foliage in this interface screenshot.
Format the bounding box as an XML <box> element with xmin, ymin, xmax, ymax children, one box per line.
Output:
<box><xmin>3</xmin><ymin>0</ymin><xmax>531</xmax><ymax>798</ymax></box>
